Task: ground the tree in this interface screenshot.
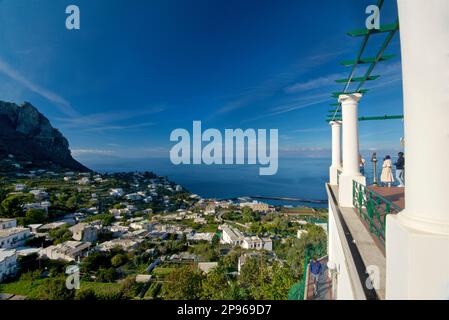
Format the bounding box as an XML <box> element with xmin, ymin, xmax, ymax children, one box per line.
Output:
<box><xmin>75</xmin><ymin>288</ymin><xmax>97</xmax><ymax>300</ymax></box>
<box><xmin>262</xmin><ymin>262</ymin><xmax>296</xmax><ymax>300</ymax></box>
<box><xmin>25</xmin><ymin>208</ymin><xmax>47</xmax><ymax>224</ymax></box>
<box><xmin>201</xmin><ymin>269</ymin><xmax>231</xmax><ymax>300</ymax></box>
<box><xmin>189</xmin><ymin>242</ymin><xmax>218</xmax><ymax>262</ymax></box>
<box><xmin>162</xmin><ymin>266</ymin><xmax>204</xmax><ymax>300</ymax></box>
<box><xmin>239</xmin><ymin>257</ymin><xmax>261</xmax><ymax>287</ymax></box>
<box><xmin>0</xmin><ymin>193</ymin><xmax>32</xmax><ymax>217</ymax></box>
<box><xmin>111</xmin><ymin>253</ymin><xmax>127</xmax><ymax>267</ymax></box>
<box><xmin>221</xmin><ymin>248</ymin><xmax>241</xmax><ymax>271</ymax></box>
<box><xmin>49</xmin><ymin>226</ymin><xmax>72</xmax><ymax>245</ymax></box>
<box><xmin>81</xmin><ymin>251</ymin><xmax>110</xmax><ymax>273</ymax></box>
<box><xmin>102</xmin><ymin>214</ymin><xmax>114</xmax><ymax>226</ymax></box>
<box><xmin>38</xmin><ymin>277</ymin><xmax>75</xmax><ymax>300</ymax></box>
<box><xmin>119</xmin><ymin>276</ymin><xmax>139</xmax><ymax>299</ymax></box>
<box><xmin>211</xmin><ymin>234</ymin><xmax>220</xmax><ymax>247</ymax></box>
<box><xmin>96</xmin><ymin>267</ymin><xmax>117</xmax><ymax>282</ymax></box>
<box><xmin>66</xmin><ymin>195</ymin><xmax>80</xmax><ymax>210</ymax></box>
<box><xmin>242</xmin><ymin>207</ymin><xmax>253</xmax><ymax>223</ymax></box>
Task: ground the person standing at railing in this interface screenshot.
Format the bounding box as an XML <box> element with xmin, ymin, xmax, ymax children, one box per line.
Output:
<box><xmin>394</xmin><ymin>152</ymin><xmax>405</xmax><ymax>187</ymax></box>
<box><xmin>310</xmin><ymin>257</ymin><xmax>322</xmax><ymax>296</ymax></box>
<box><xmin>381</xmin><ymin>155</ymin><xmax>395</xmax><ymax>187</ymax></box>
<box><xmin>359</xmin><ymin>154</ymin><xmax>366</xmax><ymax>176</ymax></box>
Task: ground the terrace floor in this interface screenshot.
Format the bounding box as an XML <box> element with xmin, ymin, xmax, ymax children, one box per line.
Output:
<box><xmin>367</xmin><ymin>186</ymin><xmax>405</xmax><ymax>210</ymax></box>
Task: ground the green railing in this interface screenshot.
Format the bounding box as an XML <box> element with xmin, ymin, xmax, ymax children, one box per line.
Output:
<box><xmin>352</xmin><ymin>180</ymin><xmax>402</xmax><ymax>244</ymax></box>
<box><xmin>288</xmin><ymin>242</ymin><xmax>326</xmax><ymax>300</ymax></box>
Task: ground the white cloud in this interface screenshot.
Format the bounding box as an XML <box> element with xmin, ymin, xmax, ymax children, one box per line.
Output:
<box><xmin>212</xmin><ymin>49</ymin><xmax>346</xmax><ymax>117</ymax></box>
<box><xmin>285</xmin><ymin>72</ymin><xmax>347</xmax><ymax>94</ymax></box>
<box><xmin>71</xmin><ymin>149</ymin><xmax>116</xmax><ymax>156</ymax></box>
<box><xmin>293</xmin><ymin>127</ymin><xmax>328</xmax><ymax>133</ymax></box>
<box><xmin>0</xmin><ymin>56</ymin><xmax>79</xmax><ymax>117</ymax></box>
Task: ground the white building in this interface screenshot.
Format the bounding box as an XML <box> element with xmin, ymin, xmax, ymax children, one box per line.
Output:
<box><xmin>109</xmin><ymin>188</ymin><xmax>124</xmax><ymax>197</ymax></box>
<box><xmin>69</xmin><ymin>223</ymin><xmax>98</xmax><ymax>242</ymax></box>
<box><xmin>220</xmin><ymin>225</ymin><xmax>244</xmax><ymax>246</ymax></box>
<box><xmin>77</xmin><ymin>177</ymin><xmax>91</xmax><ymax>185</ymax></box>
<box><xmin>0</xmin><ymin>249</ymin><xmax>17</xmax><ymax>283</ymax></box>
<box><xmin>130</xmin><ymin>220</ymin><xmax>155</xmax><ymax>232</ymax></box>
<box><xmin>29</xmin><ymin>189</ymin><xmax>48</xmax><ymax>201</ymax></box>
<box><xmin>125</xmin><ymin>193</ymin><xmax>143</xmax><ymax>201</ymax></box>
<box><xmin>97</xmin><ymin>239</ymin><xmax>141</xmax><ymax>252</ymax></box>
<box><xmin>0</xmin><ymin>219</ymin><xmax>17</xmax><ymax>230</ymax></box>
<box><xmin>242</xmin><ymin>236</ymin><xmax>272</xmax><ymax>251</ymax></box>
<box><xmin>204</xmin><ymin>203</ymin><xmax>216</xmax><ymax>215</ymax></box>
<box><xmin>23</xmin><ymin>201</ymin><xmax>51</xmax><ymax>213</ymax></box>
<box><xmin>297</xmin><ymin>229</ymin><xmax>308</xmax><ymax>239</ymax></box>
<box><xmin>0</xmin><ymin>227</ymin><xmax>31</xmax><ymax>249</ymax></box>
<box><xmin>239</xmin><ymin>201</ymin><xmax>270</xmax><ymax>213</ymax></box>
<box><xmin>40</xmin><ymin>241</ymin><xmax>91</xmax><ymax>262</ymax></box>
<box><xmin>197</xmin><ymin>262</ymin><xmax>218</xmax><ymax>274</ymax></box>
<box><xmin>14</xmin><ymin>184</ymin><xmax>26</xmax><ymax>192</ymax></box>
<box><xmin>187</xmin><ymin>232</ymin><xmax>215</xmax><ymax>242</ymax></box>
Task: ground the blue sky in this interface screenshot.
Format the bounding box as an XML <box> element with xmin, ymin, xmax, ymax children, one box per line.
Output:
<box><xmin>0</xmin><ymin>0</ymin><xmax>404</xmax><ymax>163</ymax></box>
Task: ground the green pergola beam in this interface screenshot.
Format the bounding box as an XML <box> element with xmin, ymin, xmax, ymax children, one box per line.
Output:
<box><xmin>359</xmin><ymin>115</ymin><xmax>403</xmax><ymax>121</ymax></box>
<box><xmin>325</xmin><ymin>114</ymin><xmax>404</xmax><ymax>122</ymax></box>
<box><xmin>347</xmin><ymin>22</ymin><xmax>399</xmax><ymax>37</ymax></box>
<box><xmin>339</xmin><ymin>0</ymin><xmax>385</xmax><ymax>96</ymax></box>
<box><xmin>340</xmin><ymin>54</ymin><xmax>395</xmax><ymax>67</ymax></box>
<box><xmin>327</xmin><ymin>0</ymin><xmax>390</xmax><ymax>123</ymax></box>
<box><xmin>355</xmin><ymin>20</ymin><xmax>399</xmax><ymax>92</ymax></box>
<box><xmin>335</xmin><ymin>75</ymin><xmax>380</xmax><ymax>83</ymax></box>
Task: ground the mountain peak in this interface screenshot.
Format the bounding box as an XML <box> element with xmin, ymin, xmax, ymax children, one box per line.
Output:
<box><xmin>0</xmin><ymin>100</ymin><xmax>90</xmax><ymax>172</ymax></box>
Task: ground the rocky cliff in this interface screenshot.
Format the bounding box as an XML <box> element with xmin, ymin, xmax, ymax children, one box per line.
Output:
<box><xmin>0</xmin><ymin>100</ymin><xmax>90</xmax><ymax>171</ymax></box>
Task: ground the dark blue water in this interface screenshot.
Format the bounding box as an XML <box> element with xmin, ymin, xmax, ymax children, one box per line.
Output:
<box><xmin>83</xmin><ymin>157</ymin><xmax>330</xmax><ymax>208</ymax></box>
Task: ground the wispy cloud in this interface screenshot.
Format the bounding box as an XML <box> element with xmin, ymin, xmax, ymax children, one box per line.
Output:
<box><xmin>293</xmin><ymin>127</ymin><xmax>328</xmax><ymax>133</ymax></box>
<box><xmin>0</xmin><ymin>56</ymin><xmax>79</xmax><ymax>117</ymax></box>
<box><xmin>82</xmin><ymin>121</ymin><xmax>155</xmax><ymax>132</ymax></box>
<box><xmin>243</xmin><ymin>92</ymin><xmax>331</xmax><ymax>123</ymax></box>
<box><xmin>71</xmin><ymin>149</ymin><xmax>116</xmax><ymax>156</ymax></box>
<box><xmin>52</xmin><ymin>107</ymin><xmax>163</xmax><ymax>133</ymax></box>
<box><xmin>278</xmin><ymin>146</ymin><xmax>330</xmax><ymax>158</ymax></box>
<box><xmin>212</xmin><ymin>49</ymin><xmax>346</xmax><ymax>117</ymax></box>
<box><xmin>284</xmin><ymin>72</ymin><xmax>346</xmax><ymax>93</ymax></box>
<box><xmin>0</xmin><ymin>55</ymin><xmax>164</xmax><ymax>133</ymax></box>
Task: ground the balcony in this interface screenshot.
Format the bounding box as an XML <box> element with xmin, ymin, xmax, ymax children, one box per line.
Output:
<box><xmin>326</xmin><ymin>179</ymin><xmax>405</xmax><ymax>300</ymax></box>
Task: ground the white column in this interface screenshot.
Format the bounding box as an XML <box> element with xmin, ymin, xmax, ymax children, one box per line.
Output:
<box><xmin>329</xmin><ymin>121</ymin><xmax>342</xmax><ymax>185</ymax></box>
<box><xmin>386</xmin><ymin>0</ymin><xmax>449</xmax><ymax>299</ymax></box>
<box><xmin>338</xmin><ymin>93</ymin><xmax>365</xmax><ymax>207</ymax></box>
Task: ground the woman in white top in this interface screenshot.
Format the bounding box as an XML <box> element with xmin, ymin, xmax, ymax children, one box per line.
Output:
<box><xmin>381</xmin><ymin>155</ymin><xmax>395</xmax><ymax>187</ymax></box>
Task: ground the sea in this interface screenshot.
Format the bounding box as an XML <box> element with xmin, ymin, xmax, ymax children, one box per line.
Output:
<box><xmin>83</xmin><ymin>157</ymin><xmax>331</xmax><ymax>208</ymax></box>
<box><xmin>81</xmin><ymin>151</ymin><xmax>397</xmax><ymax>209</ymax></box>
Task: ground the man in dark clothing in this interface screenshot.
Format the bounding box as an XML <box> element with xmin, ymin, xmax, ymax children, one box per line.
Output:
<box><xmin>394</xmin><ymin>152</ymin><xmax>405</xmax><ymax>187</ymax></box>
<box><xmin>310</xmin><ymin>257</ymin><xmax>322</xmax><ymax>296</ymax></box>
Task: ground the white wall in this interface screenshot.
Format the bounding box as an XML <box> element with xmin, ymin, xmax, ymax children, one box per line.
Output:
<box><xmin>328</xmin><ymin>203</ymin><xmax>356</xmax><ymax>300</ymax></box>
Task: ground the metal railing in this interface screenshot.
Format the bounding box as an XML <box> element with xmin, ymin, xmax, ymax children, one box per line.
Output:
<box><xmin>352</xmin><ymin>180</ymin><xmax>402</xmax><ymax>244</ymax></box>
